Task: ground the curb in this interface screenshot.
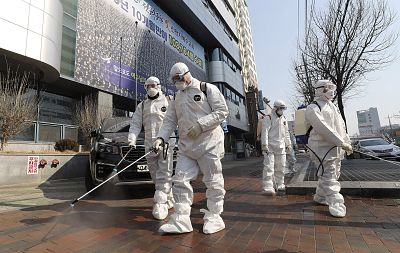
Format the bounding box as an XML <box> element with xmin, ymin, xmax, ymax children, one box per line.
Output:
<box><xmin>287</xmin><ymin>181</ymin><xmax>400</xmax><ymax>197</ymax></box>
<box><xmin>286</xmin><ymin>155</ymin><xmax>400</xmax><ymax>197</ymax></box>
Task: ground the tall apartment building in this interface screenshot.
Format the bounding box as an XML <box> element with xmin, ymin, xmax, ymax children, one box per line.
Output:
<box><xmin>234</xmin><ymin>0</ymin><xmax>258</xmax><ymax>91</ymax></box>
<box><xmin>232</xmin><ymin>0</ymin><xmax>259</xmax><ymax>145</ymax></box>
<box><xmin>357</xmin><ymin>107</ymin><xmax>381</xmax><ymax>136</ymax></box>
<box><xmin>0</xmin><ymin>0</ymin><xmax>251</xmax><ymax>154</ymax></box>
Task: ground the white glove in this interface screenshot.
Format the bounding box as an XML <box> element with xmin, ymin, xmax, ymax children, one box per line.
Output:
<box><xmin>286</xmin><ymin>145</ymin><xmax>293</xmax><ymax>152</ymax></box>
<box><xmin>129</xmin><ymin>141</ymin><xmax>136</xmax><ymax>149</ymax></box>
<box><xmin>153</xmin><ymin>138</ymin><xmax>163</xmax><ymax>152</ymax></box>
<box><xmin>341</xmin><ymin>143</ymin><xmax>353</xmax><ymax>154</ymax></box>
<box><xmin>187</xmin><ymin>123</ymin><xmax>202</xmax><ymax>139</ymax></box>
<box><xmin>261</xmin><ymin>144</ymin><xmax>269</xmax><ymax>153</ymax></box>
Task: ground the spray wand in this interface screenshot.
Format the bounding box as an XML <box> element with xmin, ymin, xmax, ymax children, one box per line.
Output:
<box><xmin>71</xmin><ymin>148</ymin><xmax>155</xmax><ymax>207</ymax></box>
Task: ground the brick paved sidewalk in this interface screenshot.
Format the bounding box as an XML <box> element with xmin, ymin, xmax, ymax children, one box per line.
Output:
<box><xmin>1</xmin><ymin>158</ymin><xmax>400</xmax><ymax>253</ymax></box>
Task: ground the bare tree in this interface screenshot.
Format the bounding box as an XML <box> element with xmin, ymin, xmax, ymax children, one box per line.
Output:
<box><xmin>0</xmin><ymin>69</ymin><xmax>39</xmax><ymax>150</ymax></box>
<box><xmin>294</xmin><ymin>0</ymin><xmax>397</xmax><ymax>125</ymax></box>
<box><xmin>293</xmin><ymin>53</ymin><xmax>321</xmax><ymax>105</ymax></box>
<box><xmin>74</xmin><ymin>94</ymin><xmax>110</xmax><ymax>144</ymax></box>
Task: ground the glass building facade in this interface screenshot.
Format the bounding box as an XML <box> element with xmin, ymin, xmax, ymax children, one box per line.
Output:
<box><xmin>1</xmin><ymin>0</ymin><xmax>253</xmax><ymax>156</ymax></box>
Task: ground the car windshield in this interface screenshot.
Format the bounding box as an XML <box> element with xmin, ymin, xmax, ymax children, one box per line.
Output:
<box><xmin>360</xmin><ymin>139</ymin><xmax>389</xmax><ymax>147</ymax></box>
<box><xmin>101</xmin><ymin>117</ymin><xmax>130</xmax><ymax>133</ymax></box>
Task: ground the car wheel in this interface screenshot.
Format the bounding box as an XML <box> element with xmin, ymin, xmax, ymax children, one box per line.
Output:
<box><xmin>85</xmin><ymin>162</ymin><xmax>101</xmax><ymax>196</ymax></box>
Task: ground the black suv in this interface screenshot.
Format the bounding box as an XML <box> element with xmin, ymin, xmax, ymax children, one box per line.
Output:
<box><xmin>85</xmin><ymin>117</ymin><xmax>176</xmax><ymax>193</ymax></box>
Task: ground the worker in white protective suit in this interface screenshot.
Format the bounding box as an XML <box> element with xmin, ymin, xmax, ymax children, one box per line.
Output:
<box><xmin>153</xmin><ymin>62</ymin><xmax>229</xmax><ymax>234</ymax></box>
<box><xmin>305</xmin><ymin>79</ymin><xmax>353</xmax><ymax>218</ymax></box>
<box><xmin>260</xmin><ymin>100</ymin><xmax>292</xmax><ymax>194</ymax></box>
<box><xmin>128</xmin><ymin>76</ymin><xmax>174</xmax><ymax>220</ymax></box>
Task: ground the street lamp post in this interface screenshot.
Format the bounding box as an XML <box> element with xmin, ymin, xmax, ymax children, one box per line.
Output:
<box><xmin>134</xmin><ymin>21</ymin><xmax>138</xmax><ymax>108</ymax></box>
<box><xmin>119</xmin><ymin>36</ymin><xmax>122</xmax><ymax>94</ymax></box>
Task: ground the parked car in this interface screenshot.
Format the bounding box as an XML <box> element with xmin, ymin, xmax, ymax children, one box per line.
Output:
<box><xmin>352</xmin><ymin>138</ymin><xmax>400</xmax><ymax>160</ymax></box>
<box><xmin>85</xmin><ymin>117</ymin><xmax>177</xmax><ymax>194</ymax></box>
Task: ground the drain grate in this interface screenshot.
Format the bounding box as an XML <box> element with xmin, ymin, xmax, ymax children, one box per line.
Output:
<box><xmin>305</xmin><ymin>159</ymin><xmax>400</xmax><ymax>181</ymax></box>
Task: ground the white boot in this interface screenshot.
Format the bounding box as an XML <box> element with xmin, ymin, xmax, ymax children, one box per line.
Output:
<box><xmin>158</xmin><ymin>213</ymin><xmax>193</xmax><ymax>233</ymax></box>
<box><xmin>262</xmin><ymin>187</ymin><xmax>276</xmax><ymax>195</ymax></box>
<box><xmin>159</xmin><ymin>204</ymin><xmax>193</xmax><ymax>234</ymax></box>
<box><xmin>329</xmin><ymin>203</ymin><xmax>346</xmax><ymax>218</ymax></box>
<box><xmin>277</xmin><ymin>184</ymin><xmax>286</xmax><ymax>191</ymax></box>
<box><xmin>166</xmin><ymin>191</ymin><xmax>174</xmax><ymax>209</ymax></box>
<box><xmin>152</xmin><ymin>203</ymin><xmax>168</xmax><ymax>220</ymax></box>
<box><xmin>200</xmin><ymin>209</ymin><xmax>225</xmax><ymax>234</ymax></box>
<box><xmin>313</xmin><ymin>194</ymin><xmax>328</xmax><ymax>206</ymax></box>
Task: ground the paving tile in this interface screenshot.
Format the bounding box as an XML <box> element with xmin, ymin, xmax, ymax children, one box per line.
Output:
<box><xmin>0</xmin><ymin>157</ymin><xmax>399</xmax><ymax>252</ymax></box>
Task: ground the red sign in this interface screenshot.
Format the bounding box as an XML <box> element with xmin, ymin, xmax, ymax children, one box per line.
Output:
<box><xmin>27</xmin><ymin>156</ymin><xmax>39</xmax><ymax>175</ymax></box>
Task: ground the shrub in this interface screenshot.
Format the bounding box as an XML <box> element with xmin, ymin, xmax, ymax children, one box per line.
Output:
<box><xmin>55</xmin><ymin>139</ymin><xmax>79</xmax><ymax>152</ymax></box>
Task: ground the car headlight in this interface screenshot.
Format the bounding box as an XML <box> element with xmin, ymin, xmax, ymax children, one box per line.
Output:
<box><xmin>98</xmin><ymin>143</ymin><xmax>117</xmax><ymax>154</ymax></box>
<box><xmin>98</xmin><ymin>144</ymin><xmax>105</xmax><ymax>152</ymax></box>
<box><xmin>393</xmin><ymin>146</ymin><xmax>400</xmax><ymax>152</ymax></box>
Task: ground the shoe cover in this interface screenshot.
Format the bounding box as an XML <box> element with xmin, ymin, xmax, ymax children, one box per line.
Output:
<box><xmin>262</xmin><ymin>187</ymin><xmax>276</xmax><ymax>195</ymax></box>
<box><xmin>152</xmin><ymin>203</ymin><xmax>168</xmax><ymax>220</ymax></box>
<box><xmin>313</xmin><ymin>194</ymin><xmax>328</xmax><ymax>206</ymax></box>
<box><xmin>200</xmin><ymin>209</ymin><xmax>225</xmax><ymax>234</ymax></box>
<box><xmin>166</xmin><ymin>199</ymin><xmax>174</xmax><ymax>209</ymax></box>
<box><xmin>166</xmin><ymin>192</ymin><xmax>174</xmax><ymax>209</ymax></box>
<box><xmin>158</xmin><ymin>214</ymin><xmax>193</xmax><ymax>233</ymax></box>
<box><xmin>277</xmin><ymin>184</ymin><xmax>286</xmax><ymax>191</ymax></box>
<box><xmin>329</xmin><ymin>203</ymin><xmax>346</xmax><ymax>218</ymax></box>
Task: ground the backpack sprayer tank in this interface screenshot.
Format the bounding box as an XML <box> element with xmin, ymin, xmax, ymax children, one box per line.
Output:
<box><xmin>294</xmin><ymin>105</ymin><xmax>311</xmax><ymax>145</ymax></box>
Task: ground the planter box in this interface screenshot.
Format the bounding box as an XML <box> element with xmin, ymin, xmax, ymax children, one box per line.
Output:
<box><xmin>0</xmin><ymin>153</ymin><xmax>89</xmax><ymax>186</ymax></box>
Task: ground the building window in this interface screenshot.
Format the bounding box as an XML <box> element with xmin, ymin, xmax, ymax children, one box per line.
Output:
<box><xmin>38</xmin><ymin>124</ymin><xmax>62</xmax><ymax>142</ymax></box>
<box><xmin>202</xmin><ymin>0</ymin><xmax>236</xmax><ymax>40</ymax></box>
<box><xmin>60</xmin><ymin>0</ymin><xmax>78</xmax><ymax>18</ymax></box>
<box><xmin>64</xmin><ymin>127</ymin><xmax>78</xmax><ymax>141</ymax></box>
<box><xmin>9</xmin><ymin>123</ymin><xmax>36</xmax><ymax>142</ymax></box>
<box><xmin>61</xmin><ymin>26</ymin><xmax>76</xmax><ymax>77</ymax></box>
<box><xmin>39</xmin><ymin>92</ymin><xmax>75</xmax><ymax>125</ymax></box>
<box><xmin>60</xmin><ymin>0</ymin><xmax>77</xmax><ymax>77</ymax></box>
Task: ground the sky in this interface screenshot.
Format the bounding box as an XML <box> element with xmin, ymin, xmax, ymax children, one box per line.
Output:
<box><xmin>247</xmin><ymin>0</ymin><xmax>400</xmax><ymax>136</ymax></box>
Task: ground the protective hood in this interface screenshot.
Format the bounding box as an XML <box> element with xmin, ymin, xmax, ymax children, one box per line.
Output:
<box><xmin>313</xmin><ymin>80</ymin><xmax>336</xmax><ymax>101</ymax></box>
<box><xmin>145</xmin><ymin>76</ymin><xmax>161</xmax><ymax>97</ymax></box>
<box><xmin>169</xmin><ymin>62</ymin><xmax>192</xmax><ymax>90</ymax></box>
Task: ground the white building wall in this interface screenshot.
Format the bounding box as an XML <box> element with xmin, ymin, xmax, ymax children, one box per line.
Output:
<box><xmin>0</xmin><ymin>0</ymin><xmax>63</xmax><ymax>81</ymax></box>
<box><xmin>210</xmin><ymin>0</ymin><xmax>237</xmax><ymax>34</ymax></box>
<box><xmin>234</xmin><ymin>0</ymin><xmax>258</xmax><ymax>91</ymax></box>
<box><xmin>209</xmin><ymin>60</ymin><xmax>249</xmax><ymax>131</ymax></box>
<box><xmin>357</xmin><ymin>107</ymin><xmax>381</xmax><ymax>136</ymax></box>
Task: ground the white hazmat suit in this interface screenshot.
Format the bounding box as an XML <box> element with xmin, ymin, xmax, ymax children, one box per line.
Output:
<box><xmin>154</xmin><ymin>62</ymin><xmax>229</xmax><ymax>234</ymax></box>
<box><xmin>305</xmin><ymin>80</ymin><xmax>352</xmax><ymax>218</ymax></box>
<box><xmin>128</xmin><ymin>76</ymin><xmax>174</xmax><ymax>220</ymax></box>
<box><xmin>260</xmin><ymin>100</ymin><xmax>292</xmax><ymax>194</ymax></box>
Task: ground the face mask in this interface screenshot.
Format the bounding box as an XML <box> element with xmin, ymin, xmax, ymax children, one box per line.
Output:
<box><xmin>175</xmin><ymin>81</ymin><xmax>187</xmax><ymax>91</ymax></box>
<box><xmin>147</xmin><ymin>88</ymin><xmax>158</xmax><ymax>97</ymax></box>
<box><xmin>324</xmin><ymin>90</ymin><xmax>335</xmax><ymax>101</ymax></box>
